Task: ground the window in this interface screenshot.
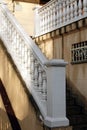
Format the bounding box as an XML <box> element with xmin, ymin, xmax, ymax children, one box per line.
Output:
<box><xmin>71</xmin><ymin>41</ymin><xmax>87</xmax><ymax>64</ymax></box>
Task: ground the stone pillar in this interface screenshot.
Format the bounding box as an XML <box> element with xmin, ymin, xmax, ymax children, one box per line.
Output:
<box><xmin>44</xmin><ymin>59</ymin><xmax>69</xmax><ymax>128</ymax></box>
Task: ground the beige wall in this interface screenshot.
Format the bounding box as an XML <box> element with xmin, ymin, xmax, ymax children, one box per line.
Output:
<box><xmin>53</xmin><ymin>36</ymin><xmax>62</xmax><ymax>59</ymax></box>
<box><xmin>36</xmin><ymin>34</ymin><xmax>63</xmax><ymax>60</ymax></box>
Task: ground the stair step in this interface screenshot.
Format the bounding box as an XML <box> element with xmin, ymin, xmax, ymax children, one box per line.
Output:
<box><xmin>66</xmin><ymin>98</ymin><xmax>76</xmax><ymax>106</ymax></box>
<box><xmin>66</xmin><ymin>87</ymin><xmax>87</xmax><ymax>129</ymax></box>
<box><xmin>67</xmin><ymin>106</ymin><xmax>83</xmax><ymax>115</ymax></box>
<box><xmin>73</xmin><ymin>124</ymin><xmax>87</xmax><ymax>130</ymax></box>
<box><xmin>68</xmin><ymin>115</ymin><xmax>87</xmax><ymax>125</ymax></box>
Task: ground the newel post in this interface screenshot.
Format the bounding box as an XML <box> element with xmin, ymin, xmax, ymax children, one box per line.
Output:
<box><xmin>44</xmin><ymin>59</ymin><xmax>69</xmax><ymax>128</ymax></box>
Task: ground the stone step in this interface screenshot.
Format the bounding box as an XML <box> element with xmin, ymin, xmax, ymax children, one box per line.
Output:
<box><xmin>73</xmin><ymin>124</ymin><xmax>87</xmax><ymax>130</ymax></box>
<box><xmin>66</xmin><ymin>98</ymin><xmax>76</xmax><ymax>106</ymax></box>
<box><xmin>67</xmin><ymin>105</ymin><xmax>83</xmax><ymax>115</ymax></box>
<box><xmin>68</xmin><ymin>114</ymin><xmax>87</xmax><ymax>125</ymax></box>
<box><xmin>66</xmin><ymin>86</ymin><xmax>87</xmax><ymax>129</ymax></box>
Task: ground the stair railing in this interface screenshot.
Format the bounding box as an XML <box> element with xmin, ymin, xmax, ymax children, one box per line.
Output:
<box><xmin>34</xmin><ymin>0</ymin><xmax>87</xmax><ymax>37</ymax></box>
<box><xmin>0</xmin><ymin>2</ymin><xmax>69</xmax><ymax>127</ymax></box>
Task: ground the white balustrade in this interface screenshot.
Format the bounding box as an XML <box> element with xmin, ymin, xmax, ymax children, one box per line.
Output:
<box><xmin>34</xmin><ymin>0</ymin><xmax>87</xmax><ymax>37</ymax></box>
<box><xmin>0</xmin><ymin>3</ymin><xmax>69</xmax><ymax>128</ymax></box>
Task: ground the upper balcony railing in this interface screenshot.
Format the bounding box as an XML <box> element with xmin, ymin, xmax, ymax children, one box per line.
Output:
<box><xmin>0</xmin><ymin>2</ymin><xmax>69</xmax><ymax>128</ymax></box>
<box><xmin>34</xmin><ymin>0</ymin><xmax>87</xmax><ymax>37</ymax></box>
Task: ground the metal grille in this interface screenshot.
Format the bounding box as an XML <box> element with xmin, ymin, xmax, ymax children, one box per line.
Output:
<box><xmin>71</xmin><ymin>41</ymin><xmax>87</xmax><ymax>64</ymax></box>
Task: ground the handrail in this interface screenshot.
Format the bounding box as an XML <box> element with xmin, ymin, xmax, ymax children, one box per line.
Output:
<box><xmin>34</xmin><ymin>0</ymin><xmax>87</xmax><ymax>37</ymax></box>
<box><xmin>0</xmin><ymin>2</ymin><xmax>69</xmax><ymax>127</ymax></box>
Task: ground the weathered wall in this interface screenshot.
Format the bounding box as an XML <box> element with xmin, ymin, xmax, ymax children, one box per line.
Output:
<box><xmin>35</xmin><ymin>19</ymin><xmax>87</xmax><ymax>107</ymax></box>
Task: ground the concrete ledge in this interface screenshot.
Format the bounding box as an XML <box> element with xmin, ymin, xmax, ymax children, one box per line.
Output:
<box><xmin>44</xmin><ymin>117</ymin><xmax>69</xmax><ymax>128</ymax></box>
<box><xmin>44</xmin><ymin>59</ymin><xmax>68</xmax><ymax>67</ymax></box>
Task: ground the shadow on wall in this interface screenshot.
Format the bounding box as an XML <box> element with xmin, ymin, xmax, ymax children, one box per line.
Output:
<box><xmin>0</xmin><ymin>79</ymin><xmax>44</xmax><ymax>130</ymax></box>
<box><xmin>66</xmin><ymin>77</ymin><xmax>87</xmax><ymax>109</ymax></box>
<box><xmin>0</xmin><ymin>79</ymin><xmax>21</xmax><ymax>130</ymax></box>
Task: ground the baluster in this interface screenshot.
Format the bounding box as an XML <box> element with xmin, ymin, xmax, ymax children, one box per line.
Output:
<box><xmin>49</xmin><ymin>6</ymin><xmax>52</xmax><ymax>29</ymax></box>
<box><xmin>21</xmin><ymin>43</ymin><xmax>25</xmax><ymax>65</ymax></box>
<box><xmin>18</xmin><ymin>38</ymin><xmax>22</xmax><ymax>65</ymax></box>
<box><xmin>30</xmin><ymin>53</ymin><xmax>35</xmax><ymax>82</ymax></box>
<box><xmin>47</xmin><ymin>8</ymin><xmax>49</xmax><ymax>32</ymax></box>
<box><xmin>83</xmin><ymin>0</ymin><xmax>87</xmax><ymax>15</ymax></box>
<box><xmin>49</xmin><ymin>5</ymin><xmax>52</xmax><ymax>30</ymax></box>
<box><xmin>51</xmin><ymin>4</ymin><xmax>53</xmax><ymax>29</ymax></box>
<box><xmin>24</xmin><ymin>45</ymin><xmax>28</xmax><ymax>69</ymax></box>
<box><xmin>27</xmin><ymin>49</ymin><xmax>31</xmax><ymax>75</ymax></box>
<box><xmin>66</xmin><ymin>1</ymin><xmax>70</xmax><ymax>21</ymax></box>
<box><xmin>48</xmin><ymin>6</ymin><xmax>50</xmax><ymax>31</ymax></box>
<box><xmin>7</xmin><ymin>18</ymin><xmax>9</xmax><ymax>36</ymax></box>
<box><xmin>42</xmin><ymin>10</ymin><xmax>44</xmax><ymax>33</ymax></box>
<box><xmin>45</xmin><ymin>9</ymin><xmax>48</xmax><ymax>32</ymax></box>
<box><xmin>11</xmin><ymin>27</ymin><xmax>14</xmax><ymax>50</ymax></box>
<box><xmin>15</xmin><ymin>34</ymin><xmax>20</xmax><ymax>60</ymax></box>
<box><xmin>44</xmin><ymin>9</ymin><xmax>46</xmax><ymax>33</ymax></box>
<box><xmin>42</xmin><ymin>71</ymin><xmax>47</xmax><ymax>100</ymax></box>
<box><xmin>11</xmin><ymin>26</ymin><xmax>14</xmax><ymax>45</ymax></box>
<box><xmin>9</xmin><ymin>22</ymin><xmax>12</xmax><ymax>40</ymax></box>
<box><xmin>56</xmin><ymin>0</ymin><xmax>60</xmax><ymax>25</ymax></box>
<box><xmin>8</xmin><ymin>20</ymin><xmax>10</xmax><ymax>39</ymax></box>
<box><xmin>55</xmin><ymin>0</ymin><xmax>58</xmax><ymax>26</ymax></box>
<box><xmin>53</xmin><ymin>2</ymin><xmax>56</xmax><ymax>28</ymax></box>
<box><xmin>70</xmin><ymin>0</ymin><xmax>74</xmax><ymax>20</ymax></box>
<box><xmin>59</xmin><ymin>2</ymin><xmax>62</xmax><ymax>24</ymax></box>
<box><xmin>4</xmin><ymin>16</ymin><xmax>6</xmax><ymax>36</ymax></box>
<box><xmin>34</xmin><ymin>59</ymin><xmax>38</xmax><ymax>89</ymax></box>
<box><xmin>43</xmin><ymin>9</ymin><xmax>45</xmax><ymax>33</ymax></box>
<box><xmin>38</xmin><ymin>65</ymin><xmax>42</xmax><ymax>92</ymax></box>
<box><xmin>74</xmin><ymin>0</ymin><xmax>78</xmax><ymax>18</ymax></box>
<box><xmin>78</xmin><ymin>0</ymin><xmax>82</xmax><ymax>16</ymax></box>
<box><xmin>13</xmin><ymin>31</ymin><xmax>17</xmax><ymax>53</ymax></box>
<box><xmin>63</xmin><ymin>1</ymin><xmax>66</xmax><ymax>23</ymax></box>
<box><xmin>46</xmin><ymin>7</ymin><xmax>49</xmax><ymax>31</ymax></box>
<box><xmin>16</xmin><ymin>34</ymin><xmax>19</xmax><ymax>55</ymax></box>
<box><xmin>40</xmin><ymin>11</ymin><xmax>42</xmax><ymax>33</ymax></box>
